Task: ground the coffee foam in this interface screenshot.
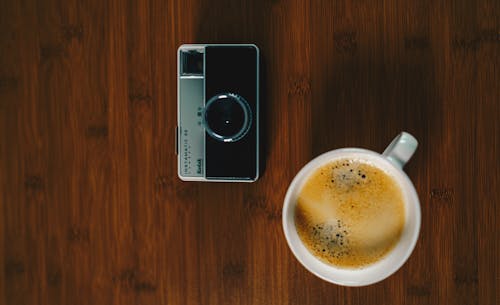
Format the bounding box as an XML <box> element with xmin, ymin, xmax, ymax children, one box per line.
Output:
<box><xmin>295</xmin><ymin>158</ymin><xmax>405</xmax><ymax>268</ymax></box>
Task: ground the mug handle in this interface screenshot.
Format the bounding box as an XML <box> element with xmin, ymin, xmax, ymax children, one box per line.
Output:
<box><xmin>382</xmin><ymin>132</ymin><xmax>418</xmax><ymax>169</ymax></box>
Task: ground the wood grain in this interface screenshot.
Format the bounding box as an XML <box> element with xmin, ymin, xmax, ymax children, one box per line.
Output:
<box><xmin>0</xmin><ymin>0</ymin><xmax>498</xmax><ymax>304</ymax></box>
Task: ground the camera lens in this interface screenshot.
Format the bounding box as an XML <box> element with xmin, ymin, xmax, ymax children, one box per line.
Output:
<box><xmin>204</xmin><ymin>93</ymin><xmax>252</xmax><ymax>142</ymax></box>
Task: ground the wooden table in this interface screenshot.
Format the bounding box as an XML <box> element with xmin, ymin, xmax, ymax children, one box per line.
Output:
<box><xmin>1</xmin><ymin>0</ymin><xmax>498</xmax><ymax>304</ymax></box>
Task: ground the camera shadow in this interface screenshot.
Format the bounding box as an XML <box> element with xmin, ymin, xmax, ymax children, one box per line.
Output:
<box><xmin>258</xmin><ymin>55</ymin><xmax>269</xmax><ymax>176</ymax></box>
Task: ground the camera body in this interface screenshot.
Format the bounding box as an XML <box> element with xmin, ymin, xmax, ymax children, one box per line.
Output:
<box><xmin>177</xmin><ymin>44</ymin><xmax>260</xmax><ymax>182</ymax></box>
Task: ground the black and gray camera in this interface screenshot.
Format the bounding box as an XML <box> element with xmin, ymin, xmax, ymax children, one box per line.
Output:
<box><xmin>177</xmin><ymin>44</ymin><xmax>260</xmax><ymax>182</ymax></box>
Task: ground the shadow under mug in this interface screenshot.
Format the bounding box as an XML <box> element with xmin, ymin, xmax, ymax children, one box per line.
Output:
<box><xmin>282</xmin><ymin>132</ymin><xmax>420</xmax><ymax>286</ymax></box>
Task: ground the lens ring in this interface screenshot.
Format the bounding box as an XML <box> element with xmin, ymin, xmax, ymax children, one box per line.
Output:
<box><xmin>204</xmin><ymin>93</ymin><xmax>252</xmax><ymax>142</ymax></box>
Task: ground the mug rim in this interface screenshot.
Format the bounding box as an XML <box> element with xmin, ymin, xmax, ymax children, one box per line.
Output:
<box><xmin>282</xmin><ymin>148</ymin><xmax>421</xmax><ymax>286</ymax></box>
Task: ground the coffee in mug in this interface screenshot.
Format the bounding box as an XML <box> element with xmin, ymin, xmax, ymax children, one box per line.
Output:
<box><xmin>295</xmin><ymin>158</ymin><xmax>405</xmax><ymax>268</ymax></box>
<box><xmin>282</xmin><ymin>132</ymin><xmax>420</xmax><ymax>286</ymax></box>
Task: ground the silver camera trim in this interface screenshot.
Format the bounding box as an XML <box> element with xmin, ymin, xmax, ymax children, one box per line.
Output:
<box><xmin>177</xmin><ymin>44</ymin><xmax>260</xmax><ymax>182</ymax></box>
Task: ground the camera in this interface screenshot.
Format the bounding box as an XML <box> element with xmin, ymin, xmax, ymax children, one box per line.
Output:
<box><xmin>177</xmin><ymin>44</ymin><xmax>260</xmax><ymax>182</ymax></box>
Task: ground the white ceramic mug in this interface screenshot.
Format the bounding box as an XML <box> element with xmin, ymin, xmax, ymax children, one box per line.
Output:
<box><xmin>282</xmin><ymin>132</ymin><xmax>420</xmax><ymax>286</ymax></box>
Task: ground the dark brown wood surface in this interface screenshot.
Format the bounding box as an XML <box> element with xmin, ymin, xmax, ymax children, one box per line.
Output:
<box><xmin>1</xmin><ymin>0</ymin><xmax>498</xmax><ymax>304</ymax></box>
